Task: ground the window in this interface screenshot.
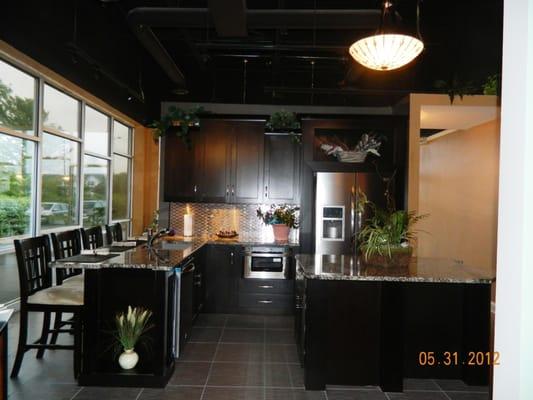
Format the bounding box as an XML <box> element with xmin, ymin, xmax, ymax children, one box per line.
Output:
<box><xmin>43</xmin><ymin>84</ymin><xmax>80</xmax><ymax>137</ymax></box>
<box><xmin>83</xmin><ymin>155</ymin><xmax>109</xmax><ymax>226</ymax></box>
<box><xmin>112</xmin><ymin>154</ymin><xmax>130</xmax><ymax>220</ymax></box>
<box><xmin>0</xmin><ymin>59</ymin><xmax>36</xmax><ymax>136</ymax></box>
<box><xmin>40</xmin><ymin>133</ymin><xmax>79</xmax><ymax>229</ymax></box>
<box><xmin>84</xmin><ymin>106</ymin><xmax>110</xmax><ymax>156</ymax></box>
<box><xmin>0</xmin><ymin>133</ymin><xmax>35</xmax><ymax>249</ymax></box>
<box><xmin>113</xmin><ymin>120</ymin><xmax>131</xmax><ymax>155</ymax></box>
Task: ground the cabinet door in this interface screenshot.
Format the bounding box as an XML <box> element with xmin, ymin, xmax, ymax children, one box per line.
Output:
<box><xmin>264</xmin><ymin>134</ymin><xmax>301</xmax><ymax>203</ymax></box>
<box><xmin>163</xmin><ymin>134</ymin><xmax>202</xmax><ymax>202</ymax></box>
<box><xmin>198</xmin><ymin>120</ymin><xmax>232</xmax><ymax>203</ymax></box>
<box><xmin>230</xmin><ymin>122</ymin><xmax>264</xmax><ymax>204</ymax></box>
<box><xmin>180</xmin><ymin>265</ymin><xmax>194</xmax><ymax>349</ymax></box>
<box><xmin>204</xmin><ymin>245</ymin><xmax>241</xmax><ymax>313</ymax></box>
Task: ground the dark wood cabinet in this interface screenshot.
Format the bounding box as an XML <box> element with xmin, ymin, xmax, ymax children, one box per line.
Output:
<box><xmin>163</xmin><ymin>134</ymin><xmax>203</xmax><ymax>202</ymax></box>
<box><xmin>163</xmin><ymin>119</ymin><xmax>300</xmax><ymax>204</ymax></box>
<box><xmin>180</xmin><ymin>261</ymin><xmax>194</xmax><ymax>348</ymax></box>
<box><xmin>231</xmin><ymin>122</ymin><xmax>264</xmax><ymax>204</ymax></box>
<box><xmin>263</xmin><ymin>134</ymin><xmax>300</xmax><ymax>204</ymax></box>
<box><xmin>204</xmin><ymin>245</ymin><xmax>243</xmax><ymax>313</ymax></box>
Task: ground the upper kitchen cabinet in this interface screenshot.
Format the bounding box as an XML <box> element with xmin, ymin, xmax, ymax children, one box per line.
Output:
<box><xmin>263</xmin><ymin>134</ymin><xmax>301</xmax><ymax>204</ymax></box>
<box><xmin>163</xmin><ymin>133</ymin><xmax>203</xmax><ymax>202</ymax></box>
<box><xmin>231</xmin><ymin>122</ymin><xmax>264</xmax><ymax>204</ymax></box>
<box><xmin>197</xmin><ymin>119</ymin><xmax>232</xmax><ymax>203</ymax></box>
<box><xmin>163</xmin><ymin>119</ymin><xmax>301</xmax><ymax>204</ymax></box>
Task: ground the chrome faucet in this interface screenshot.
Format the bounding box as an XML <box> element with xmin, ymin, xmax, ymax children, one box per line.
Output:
<box><xmin>146</xmin><ymin>229</ymin><xmax>170</xmax><ymax>250</ymax></box>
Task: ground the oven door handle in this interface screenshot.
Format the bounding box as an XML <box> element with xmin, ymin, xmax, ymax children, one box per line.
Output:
<box><xmin>246</xmin><ymin>253</ymin><xmax>288</xmax><ymax>258</ymax></box>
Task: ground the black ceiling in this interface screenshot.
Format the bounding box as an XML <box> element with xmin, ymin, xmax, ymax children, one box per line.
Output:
<box><xmin>0</xmin><ymin>0</ymin><xmax>503</xmax><ymax>124</ymax></box>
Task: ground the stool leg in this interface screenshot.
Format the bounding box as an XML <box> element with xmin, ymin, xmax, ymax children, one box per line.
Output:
<box><xmin>73</xmin><ymin>315</ymin><xmax>82</xmax><ymax>379</ymax></box>
<box><xmin>11</xmin><ymin>308</ymin><xmax>29</xmax><ymax>378</ymax></box>
<box><xmin>50</xmin><ymin>312</ymin><xmax>62</xmax><ymax>345</ymax></box>
<box><xmin>36</xmin><ymin>311</ymin><xmax>51</xmax><ymax>359</ymax></box>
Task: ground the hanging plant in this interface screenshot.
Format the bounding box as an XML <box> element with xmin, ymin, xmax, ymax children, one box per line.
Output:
<box><xmin>265</xmin><ymin>110</ymin><xmax>302</xmax><ymax>144</ymax></box>
<box><xmin>482</xmin><ymin>74</ymin><xmax>501</xmax><ymax>96</ymax></box>
<box><xmin>149</xmin><ymin>106</ymin><xmax>205</xmax><ymax>147</ymax></box>
<box><xmin>433</xmin><ymin>75</ymin><xmax>479</xmax><ymax>104</ymax></box>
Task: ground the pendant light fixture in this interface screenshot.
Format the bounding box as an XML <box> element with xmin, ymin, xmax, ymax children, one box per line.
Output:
<box><xmin>349</xmin><ymin>1</ymin><xmax>424</xmax><ymax>71</ymax></box>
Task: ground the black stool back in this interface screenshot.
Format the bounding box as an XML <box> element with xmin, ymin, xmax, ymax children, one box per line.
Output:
<box><xmin>80</xmin><ymin>226</ymin><xmax>104</xmax><ymax>250</ymax></box>
<box><xmin>51</xmin><ymin>230</ymin><xmax>82</xmax><ymax>284</ymax></box>
<box><xmin>14</xmin><ymin>236</ymin><xmax>52</xmax><ymax>300</ymax></box>
<box><xmin>105</xmin><ymin>222</ymin><xmax>123</xmax><ymax>245</ymax></box>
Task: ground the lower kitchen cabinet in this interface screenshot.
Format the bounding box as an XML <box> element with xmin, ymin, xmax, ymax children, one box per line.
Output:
<box><xmin>204</xmin><ymin>245</ymin><xmax>243</xmax><ymax>313</ymax></box>
<box><xmin>238</xmin><ymin>278</ymin><xmax>293</xmax><ymax>315</ymax></box>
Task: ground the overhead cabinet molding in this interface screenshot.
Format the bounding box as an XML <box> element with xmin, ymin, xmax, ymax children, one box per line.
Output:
<box><xmin>163</xmin><ymin>119</ymin><xmax>301</xmax><ymax>204</ymax></box>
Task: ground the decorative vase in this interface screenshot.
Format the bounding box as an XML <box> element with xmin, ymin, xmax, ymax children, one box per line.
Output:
<box><xmin>272</xmin><ymin>224</ymin><xmax>290</xmax><ymax>242</ymax></box>
<box><xmin>118</xmin><ymin>348</ymin><xmax>139</xmax><ymax>370</ymax></box>
<box><xmin>361</xmin><ymin>246</ymin><xmax>413</xmax><ymax>268</ymax></box>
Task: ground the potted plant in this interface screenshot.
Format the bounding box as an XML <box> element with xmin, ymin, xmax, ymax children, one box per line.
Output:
<box><xmin>265</xmin><ymin>110</ymin><xmax>302</xmax><ymax>144</ymax></box>
<box><xmin>257</xmin><ymin>204</ymin><xmax>299</xmax><ymax>242</ymax></box>
<box><xmin>114</xmin><ymin>306</ymin><xmax>153</xmax><ymax>370</ymax></box>
<box><xmin>358</xmin><ymin>200</ymin><xmax>427</xmax><ymax>268</ymax></box>
<box><xmin>149</xmin><ymin>106</ymin><xmax>205</xmax><ymax>147</ymax></box>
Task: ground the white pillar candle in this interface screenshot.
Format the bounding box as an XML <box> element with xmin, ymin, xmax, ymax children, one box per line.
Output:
<box><xmin>184</xmin><ymin>214</ymin><xmax>193</xmax><ymax>237</ymax></box>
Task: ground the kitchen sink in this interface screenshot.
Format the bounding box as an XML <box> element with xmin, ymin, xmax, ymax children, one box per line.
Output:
<box><xmin>161</xmin><ymin>241</ymin><xmax>194</xmax><ymax>251</ymax></box>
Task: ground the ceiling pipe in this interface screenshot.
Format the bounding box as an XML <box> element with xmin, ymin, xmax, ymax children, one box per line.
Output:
<box><xmin>127</xmin><ymin>7</ymin><xmax>381</xmax><ymax>30</ymax></box>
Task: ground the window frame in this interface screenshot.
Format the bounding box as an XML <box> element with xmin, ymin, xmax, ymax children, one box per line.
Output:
<box><xmin>0</xmin><ymin>54</ymin><xmax>135</xmax><ymax>254</ymax></box>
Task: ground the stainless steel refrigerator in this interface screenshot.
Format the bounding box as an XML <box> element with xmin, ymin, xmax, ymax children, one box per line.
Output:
<box><xmin>315</xmin><ymin>172</ymin><xmax>384</xmax><ymax>255</ymax></box>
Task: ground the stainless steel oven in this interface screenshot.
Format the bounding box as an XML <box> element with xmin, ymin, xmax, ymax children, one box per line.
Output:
<box><xmin>244</xmin><ymin>246</ymin><xmax>290</xmax><ymax>279</ymax></box>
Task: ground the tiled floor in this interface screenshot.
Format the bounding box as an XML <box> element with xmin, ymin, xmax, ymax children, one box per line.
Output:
<box><xmin>6</xmin><ymin>312</ymin><xmax>490</xmax><ymax>400</ymax></box>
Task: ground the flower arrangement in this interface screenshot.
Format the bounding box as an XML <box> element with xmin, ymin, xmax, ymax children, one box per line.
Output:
<box><xmin>257</xmin><ymin>204</ymin><xmax>299</xmax><ymax>229</ymax></box>
<box><xmin>115</xmin><ymin>306</ymin><xmax>153</xmax><ymax>351</ymax></box>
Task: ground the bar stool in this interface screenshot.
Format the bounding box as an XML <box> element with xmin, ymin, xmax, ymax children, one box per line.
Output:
<box><xmin>80</xmin><ymin>226</ymin><xmax>104</xmax><ymax>250</ymax></box>
<box><xmin>105</xmin><ymin>222</ymin><xmax>123</xmax><ymax>245</ymax></box>
<box><xmin>50</xmin><ymin>229</ymin><xmax>84</xmax><ymax>345</ymax></box>
<box><xmin>11</xmin><ymin>236</ymin><xmax>83</xmax><ymax>378</ymax></box>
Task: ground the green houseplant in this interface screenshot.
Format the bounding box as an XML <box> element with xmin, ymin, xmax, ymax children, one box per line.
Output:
<box><xmin>265</xmin><ymin>111</ymin><xmax>302</xmax><ymax>144</ymax></box>
<box><xmin>114</xmin><ymin>306</ymin><xmax>153</xmax><ymax>370</ymax></box>
<box><xmin>257</xmin><ymin>204</ymin><xmax>299</xmax><ymax>242</ymax></box>
<box><xmin>149</xmin><ymin>106</ymin><xmax>205</xmax><ymax>147</ymax></box>
<box><xmin>358</xmin><ymin>200</ymin><xmax>427</xmax><ymax>268</ymax></box>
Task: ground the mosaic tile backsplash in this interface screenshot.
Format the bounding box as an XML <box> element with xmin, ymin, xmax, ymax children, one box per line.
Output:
<box><xmin>169</xmin><ymin>203</ymin><xmax>299</xmax><ymax>242</ymax></box>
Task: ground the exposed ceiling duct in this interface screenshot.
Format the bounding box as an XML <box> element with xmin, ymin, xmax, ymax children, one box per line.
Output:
<box><xmin>127</xmin><ymin>6</ymin><xmax>382</xmax><ymax>94</ymax></box>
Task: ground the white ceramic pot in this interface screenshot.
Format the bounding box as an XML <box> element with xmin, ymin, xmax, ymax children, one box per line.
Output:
<box><xmin>118</xmin><ymin>348</ymin><xmax>139</xmax><ymax>370</ymax></box>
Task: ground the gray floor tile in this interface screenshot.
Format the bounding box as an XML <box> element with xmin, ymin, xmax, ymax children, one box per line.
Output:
<box><xmin>403</xmin><ymin>379</ymin><xmax>440</xmax><ymax>391</ymax></box>
<box><xmin>74</xmin><ymin>387</ymin><xmax>142</xmax><ymax>400</ymax></box>
<box><xmin>289</xmin><ymin>365</ymin><xmax>305</xmax><ymax>387</ymax></box>
<box><xmin>264</xmin><ymin>316</ymin><xmax>294</xmax><ymax>330</ymax></box>
<box><xmin>208</xmin><ymin>362</ymin><xmax>264</xmax><ymax>386</ymax></box>
<box><xmin>434</xmin><ymin>380</ymin><xmax>489</xmax><ymax>393</ymax></box>
<box><xmin>8</xmin><ymin>383</ymin><xmax>81</xmax><ymax>400</ymax></box>
<box><xmin>215</xmin><ymin>343</ymin><xmax>265</xmax><ymax>363</ymax></box>
<box><xmin>387</xmin><ymin>392</ymin><xmax>449</xmax><ymax>400</ymax></box>
<box><xmin>265</xmin><ymin>329</ymin><xmax>296</xmax><ymax>345</ymax></box>
<box><xmin>265</xmin><ymin>388</ymin><xmax>326</xmax><ymax>400</ymax></box>
<box><xmin>265</xmin><ymin>344</ymin><xmax>299</xmax><ymax>363</ymax></box>
<box><xmin>194</xmin><ymin>314</ymin><xmax>228</xmax><ymax>327</ymax></box>
<box><xmin>265</xmin><ymin>363</ymin><xmax>293</xmax><ymax>387</ymax></box>
<box><xmin>221</xmin><ymin>328</ymin><xmax>264</xmax><ymax>343</ymax></box>
<box><xmin>445</xmin><ymin>393</ymin><xmax>490</xmax><ymax>400</ymax></box>
<box><xmin>138</xmin><ymin>386</ymin><xmax>203</xmax><ymax>400</ymax></box>
<box><xmin>226</xmin><ymin>315</ymin><xmax>265</xmax><ymax>329</ymax></box>
<box><xmin>169</xmin><ymin>361</ymin><xmax>211</xmax><ymax>386</ymax></box>
<box><xmin>203</xmin><ymin>386</ymin><xmax>264</xmax><ymax>400</ymax></box>
<box><xmin>326</xmin><ymin>388</ymin><xmax>388</xmax><ymax>400</ymax></box>
<box><xmin>190</xmin><ymin>326</ymin><xmax>223</xmax><ymax>342</ymax></box>
<box><xmin>179</xmin><ymin>342</ymin><xmax>218</xmax><ymax>362</ymax></box>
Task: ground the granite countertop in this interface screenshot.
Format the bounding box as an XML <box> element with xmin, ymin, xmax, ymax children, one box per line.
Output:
<box><xmin>0</xmin><ymin>308</ymin><xmax>14</xmax><ymax>333</ymax></box>
<box><xmin>51</xmin><ymin>235</ymin><xmax>299</xmax><ymax>271</ymax></box>
<box><xmin>296</xmin><ymin>254</ymin><xmax>495</xmax><ymax>284</ymax></box>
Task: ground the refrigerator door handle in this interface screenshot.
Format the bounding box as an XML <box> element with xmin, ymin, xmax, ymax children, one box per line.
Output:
<box><xmin>350</xmin><ymin>184</ymin><xmax>356</xmax><ymax>253</ymax></box>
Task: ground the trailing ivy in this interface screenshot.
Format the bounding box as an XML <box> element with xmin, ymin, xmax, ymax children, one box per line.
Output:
<box><xmin>149</xmin><ymin>106</ymin><xmax>205</xmax><ymax>147</ymax></box>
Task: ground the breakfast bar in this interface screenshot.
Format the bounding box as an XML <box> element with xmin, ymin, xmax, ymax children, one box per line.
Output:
<box><xmin>295</xmin><ymin>255</ymin><xmax>495</xmax><ymax>392</ymax></box>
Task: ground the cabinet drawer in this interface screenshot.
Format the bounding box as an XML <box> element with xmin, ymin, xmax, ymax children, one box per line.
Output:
<box><xmin>239</xmin><ymin>279</ymin><xmax>293</xmax><ymax>294</ymax></box>
<box><xmin>239</xmin><ymin>293</ymin><xmax>293</xmax><ymax>309</ymax></box>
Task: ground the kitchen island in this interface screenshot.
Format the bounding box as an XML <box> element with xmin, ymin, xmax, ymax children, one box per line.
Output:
<box><xmin>52</xmin><ymin>235</ymin><xmax>298</xmax><ymax>388</ymax></box>
<box><xmin>295</xmin><ymin>254</ymin><xmax>495</xmax><ymax>393</ymax></box>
